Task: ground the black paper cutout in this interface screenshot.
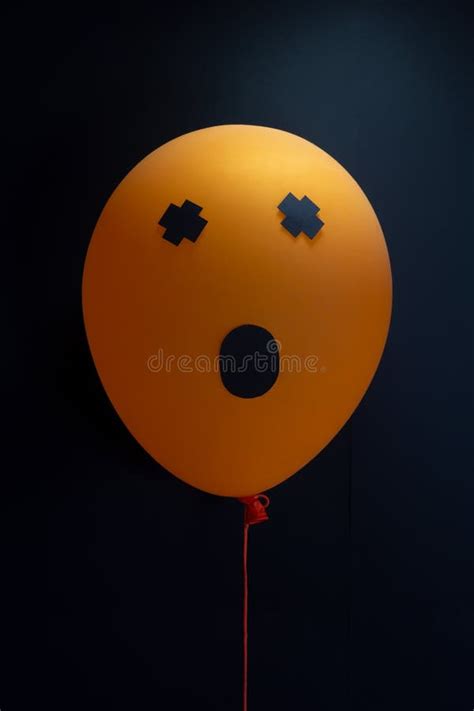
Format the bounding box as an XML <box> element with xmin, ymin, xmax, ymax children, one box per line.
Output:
<box><xmin>158</xmin><ymin>200</ymin><xmax>207</xmax><ymax>246</ymax></box>
<box><xmin>278</xmin><ymin>192</ymin><xmax>324</xmax><ymax>238</ymax></box>
<box><xmin>219</xmin><ymin>324</ymin><xmax>280</xmax><ymax>399</ymax></box>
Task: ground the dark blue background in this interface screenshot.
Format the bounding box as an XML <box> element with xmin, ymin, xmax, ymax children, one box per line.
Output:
<box><xmin>2</xmin><ymin>2</ymin><xmax>473</xmax><ymax>709</ymax></box>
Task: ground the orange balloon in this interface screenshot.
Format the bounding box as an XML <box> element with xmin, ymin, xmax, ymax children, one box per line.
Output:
<box><xmin>82</xmin><ymin>125</ymin><xmax>392</xmax><ymax>497</ymax></box>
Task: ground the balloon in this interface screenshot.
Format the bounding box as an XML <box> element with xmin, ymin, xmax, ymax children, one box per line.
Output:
<box><xmin>82</xmin><ymin>125</ymin><xmax>392</xmax><ymax>497</ymax></box>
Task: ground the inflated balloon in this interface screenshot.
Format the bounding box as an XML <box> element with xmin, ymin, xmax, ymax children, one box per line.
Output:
<box><xmin>82</xmin><ymin>125</ymin><xmax>392</xmax><ymax>497</ymax></box>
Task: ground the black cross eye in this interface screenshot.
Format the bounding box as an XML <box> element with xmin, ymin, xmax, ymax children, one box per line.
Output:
<box><xmin>158</xmin><ymin>199</ymin><xmax>208</xmax><ymax>246</ymax></box>
<box><xmin>278</xmin><ymin>192</ymin><xmax>324</xmax><ymax>239</ymax></box>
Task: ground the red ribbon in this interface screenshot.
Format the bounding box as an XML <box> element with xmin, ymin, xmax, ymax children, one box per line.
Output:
<box><xmin>237</xmin><ymin>494</ymin><xmax>270</xmax><ymax>711</ymax></box>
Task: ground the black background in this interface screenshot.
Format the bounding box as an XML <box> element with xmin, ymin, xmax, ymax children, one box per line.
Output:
<box><xmin>2</xmin><ymin>2</ymin><xmax>473</xmax><ymax>709</ymax></box>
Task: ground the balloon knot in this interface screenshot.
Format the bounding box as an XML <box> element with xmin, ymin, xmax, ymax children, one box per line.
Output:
<box><xmin>238</xmin><ymin>494</ymin><xmax>270</xmax><ymax>525</ymax></box>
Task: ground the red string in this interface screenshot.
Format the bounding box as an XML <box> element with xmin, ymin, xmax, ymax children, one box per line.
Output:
<box><xmin>243</xmin><ymin>521</ymin><xmax>249</xmax><ymax>711</ymax></box>
<box><xmin>238</xmin><ymin>495</ymin><xmax>270</xmax><ymax>711</ymax></box>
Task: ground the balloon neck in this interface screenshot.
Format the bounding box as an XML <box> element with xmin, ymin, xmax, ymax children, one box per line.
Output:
<box><xmin>238</xmin><ymin>494</ymin><xmax>270</xmax><ymax>525</ymax></box>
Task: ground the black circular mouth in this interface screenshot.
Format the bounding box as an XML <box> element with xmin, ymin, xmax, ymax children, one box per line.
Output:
<box><xmin>219</xmin><ymin>324</ymin><xmax>280</xmax><ymax>399</ymax></box>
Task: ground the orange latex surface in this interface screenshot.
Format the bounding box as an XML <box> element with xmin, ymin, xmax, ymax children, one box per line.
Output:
<box><xmin>82</xmin><ymin>125</ymin><xmax>392</xmax><ymax>496</ymax></box>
